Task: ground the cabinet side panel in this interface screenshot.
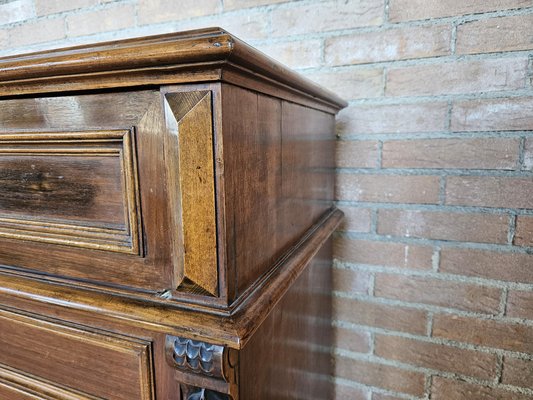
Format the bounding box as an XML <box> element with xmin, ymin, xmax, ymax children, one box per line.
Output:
<box><xmin>280</xmin><ymin>102</ymin><xmax>336</xmax><ymax>246</ymax></box>
<box><xmin>221</xmin><ymin>85</ymin><xmax>282</xmax><ymax>298</ymax></box>
<box><xmin>222</xmin><ymin>84</ymin><xmax>336</xmax><ymax>298</ymax></box>
<box><xmin>239</xmin><ymin>240</ymin><xmax>334</xmax><ymax>400</ymax></box>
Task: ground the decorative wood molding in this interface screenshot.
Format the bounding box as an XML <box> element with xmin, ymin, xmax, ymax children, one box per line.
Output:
<box><xmin>0</xmin><ymin>129</ymin><xmax>142</xmax><ymax>255</ymax></box>
<box><xmin>0</xmin><ymin>28</ymin><xmax>347</xmax><ymax>110</ymax></box>
<box><xmin>0</xmin><ymin>363</ymin><xmax>99</xmax><ymax>400</ymax></box>
<box><xmin>164</xmin><ymin>91</ymin><xmax>218</xmax><ymax>296</ymax></box>
<box><xmin>0</xmin><ymin>306</ymin><xmax>155</xmax><ymax>400</ymax></box>
<box><xmin>166</xmin><ymin>335</ymin><xmax>238</xmax><ymax>400</ymax></box>
<box><xmin>181</xmin><ymin>385</ymin><xmax>231</xmax><ymax>400</ymax></box>
<box><xmin>166</xmin><ymin>336</ymin><xmax>226</xmax><ymax>379</ymax></box>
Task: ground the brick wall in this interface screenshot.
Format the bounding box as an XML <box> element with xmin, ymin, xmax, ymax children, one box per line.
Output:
<box><xmin>2</xmin><ymin>1</ymin><xmax>533</xmax><ymax>399</ymax></box>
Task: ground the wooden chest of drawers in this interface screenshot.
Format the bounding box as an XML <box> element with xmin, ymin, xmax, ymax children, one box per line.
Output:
<box><xmin>0</xmin><ymin>28</ymin><xmax>346</xmax><ymax>399</ymax></box>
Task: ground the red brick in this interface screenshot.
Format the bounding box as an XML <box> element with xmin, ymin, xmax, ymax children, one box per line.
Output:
<box><xmin>382</xmin><ymin>138</ymin><xmax>519</xmax><ymax>170</ymax></box>
<box><xmin>375</xmin><ymin>335</ymin><xmax>498</xmax><ymax>379</ymax></box>
<box><xmin>432</xmin><ymin>377</ymin><xmax>532</xmax><ymax>400</ymax></box>
<box><xmin>0</xmin><ymin>0</ymin><xmax>34</xmax><ymax>25</ymax></box>
<box><xmin>334</xmin><ymin>237</ymin><xmax>433</xmax><ymax>270</ymax></box>
<box><xmin>259</xmin><ymin>40</ymin><xmax>322</xmax><ymax>69</ymax></box>
<box><xmin>441</xmin><ymin>248</ymin><xmax>533</xmax><ymax>284</ymax></box>
<box><xmin>335</xmin><ymin>356</ymin><xmax>425</xmax><ymax>396</ymax></box>
<box><xmin>338</xmin><ymin>102</ymin><xmax>448</xmax><ymax>135</ymax></box>
<box><xmin>389</xmin><ymin>0</ymin><xmax>531</xmax><ymax>22</ymax></box>
<box><xmin>176</xmin><ymin>12</ymin><xmax>270</xmax><ymax>40</ymax></box>
<box><xmin>507</xmin><ymin>290</ymin><xmax>533</xmax><ymax>320</ymax></box>
<box><xmin>334</xmin><ymin>383</ymin><xmax>369</xmax><ymax>400</ymax></box>
<box><xmin>334</xmin><ymin>326</ymin><xmax>372</xmax><ymax>353</ymax></box>
<box><xmin>223</xmin><ymin>0</ymin><xmax>289</xmax><ymax>9</ymax></box>
<box><xmin>372</xmin><ymin>394</ymin><xmax>404</xmax><ymax>400</ymax></box>
<box><xmin>66</xmin><ymin>4</ymin><xmax>135</xmax><ymax>37</ymax></box>
<box><xmin>337</xmin><ymin>140</ymin><xmax>380</xmax><ymax>169</ymax></box>
<box><xmin>524</xmin><ymin>138</ymin><xmax>533</xmax><ymax>170</ymax></box>
<box><xmin>8</xmin><ymin>16</ymin><xmax>65</xmax><ymax>47</ymax></box>
<box><xmin>377</xmin><ymin>209</ymin><xmax>509</xmax><ymax>244</ymax></box>
<box><xmin>502</xmin><ymin>357</ymin><xmax>533</xmax><ymax>390</ymax></box>
<box><xmin>451</xmin><ymin>97</ymin><xmax>533</xmax><ymax>132</ymax></box>
<box><xmin>306</xmin><ymin>68</ymin><xmax>383</xmax><ymax>100</ymax></box>
<box><xmin>0</xmin><ymin>29</ymin><xmax>7</xmax><ymax>48</ymax></box>
<box><xmin>457</xmin><ymin>14</ymin><xmax>533</xmax><ymax>55</ymax></box>
<box><xmin>337</xmin><ymin>174</ymin><xmax>440</xmax><ymax>204</ymax></box>
<box><xmin>338</xmin><ymin>207</ymin><xmax>372</xmax><ymax>233</ymax></box>
<box><xmin>375</xmin><ymin>274</ymin><xmax>502</xmax><ymax>314</ymax></box>
<box><xmin>137</xmin><ymin>0</ymin><xmax>221</xmax><ymax>25</ymax></box>
<box><xmin>446</xmin><ymin>176</ymin><xmax>533</xmax><ymax>209</ymax></box>
<box><xmin>325</xmin><ymin>25</ymin><xmax>451</xmax><ymax>66</ymax></box>
<box><xmin>333</xmin><ymin>267</ymin><xmax>371</xmax><ymax>294</ymax></box>
<box><xmin>271</xmin><ymin>0</ymin><xmax>384</xmax><ymax>35</ymax></box>
<box><xmin>333</xmin><ymin>296</ymin><xmax>428</xmax><ymax>334</ymax></box>
<box><xmin>387</xmin><ymin>58</ymin><xmax>527</xmax><ymax>96</ymax></box>
<box><xmin>433</xmin><ymin>314</ymin><xmax>533</xmax><ymax>353</ymax></box>
<box><xmin>515</xmin><ymin>216</ymin><xmax>533</xmax><ymax>246</ymax></box>
<box><xmin>35</xmin><ymin>0</ymin><xmax>98</xmax><ymax>16</ymax></box>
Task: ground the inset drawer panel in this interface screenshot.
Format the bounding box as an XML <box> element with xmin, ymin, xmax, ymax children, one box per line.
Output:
<box><xmin>0</xmin><ymin>130</ymin><xmax>141</xmax><ymax>255</ymax></box>
<box><xmin>0</xmin><ymin>364</ymin><xmax>99</xmax><ymax>400</ymax></box>
<box><xmin>0</xmin><ymin>306</ymin><xmax>154</xmax><ymax>400</ymax></box>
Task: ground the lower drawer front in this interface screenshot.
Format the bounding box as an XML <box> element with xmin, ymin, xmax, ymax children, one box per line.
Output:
<box><xmin>0</xmin><ymin>365</ymin><xmax>97</xmax><ymax>400</ymax></box>
<box><xmin>0</xmin><ymin>306</ymin><xmax>154</xmax><ymax>400</ymax></box>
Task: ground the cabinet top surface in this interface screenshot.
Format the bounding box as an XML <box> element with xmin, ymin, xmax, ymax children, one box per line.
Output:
<box><xmin>0</xmin><ymin>27</ymin><xmax>346</xmax><ymax>109</ymax></box>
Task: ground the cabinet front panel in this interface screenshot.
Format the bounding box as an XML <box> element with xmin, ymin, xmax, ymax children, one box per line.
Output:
<box><xmin>0</xmin><ymin>129</ymin><xmax>140</xmax><ymax>255</ymax></box>
<box><xmin>0</xmin><ymin>306</ymin><xmax>154</xmax><ymax>400</ymax></box>
<box><xmin>0</xmin><ymin>364</ymin><xmax>99</xmax><ymax>400</ymax></box>
<box><xmin>0</xmin><ymin>91</ymin><xmax>186</xmax><ymax>292</ymax></box>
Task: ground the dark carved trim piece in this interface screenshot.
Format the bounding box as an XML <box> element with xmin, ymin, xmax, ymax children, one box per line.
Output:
<box><xmin>166</xmin><ymin>335</ymin><xmax>238</xmax><ymax>399</ymax></box>
<box><xmin>181</xmin><ymin>385</ymin><xmax>231</xmax><ymax>400</ymax></box>
<box><xmin>167</xmin><ymin>336</ymin><xmax>225</xmax><ymax>378</ymax></box>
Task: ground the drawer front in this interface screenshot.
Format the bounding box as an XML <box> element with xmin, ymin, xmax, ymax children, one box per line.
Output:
<box><xmin>0</xmin><ymin>306</ymin><xmax>154</xmax><ymax>400</ymax></box>
<box><xmin>0</xmin><ymin>89</ymin><xmax>218</xmax><ymax>296</ymax></box>
<box><xmin>0</xmin><ymin>364</ymin><xmax>98</xmax><ymax>400</ymax></box>
<box><xmin>0</xmin><ymin>130</ymin><xmax>141</xmax><ymax>255</ymax></box>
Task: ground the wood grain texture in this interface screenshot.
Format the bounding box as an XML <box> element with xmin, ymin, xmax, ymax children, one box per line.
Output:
<box><xmin>0</xmin><ymin>28</ymin><xmax>346</xmax><ymax>110</ymax></box>
<box><xmin>0</xmin><ymin>306</ymin><xmax>154</xmax><ymax>400</ymax></box>
<box><xmin>221</xmin><ymin>84</ymin><xmax>282</xmax><ymax>299</ymax></box>
<box><xmin>221</xmin><ymin>84</ymin><xmax>336</xmax><ymax>300</ymax></box>
<box><xmin>0</xmin><ymin>209</ymin><xmax>342</xmax><ymax>350</ymax></box>
<box><xmin>0</xmin><ymin>129</ymin><xmax>141</xmax><ymax>254</ymax></box>
<box><xmin>165</xmin><ymin>91</ymin><xmax>218</xmax><ymax>296</ymax></box>
<box><xmin>0</xmin><ymin>364</ymin><xmax>100</xmax><ymax>400</ymax></box>
<box><xmin>0</xmin><ymin>91</ymin><xmax>179</xmax><ymax>292</ymax></box>
<box><xmin>239</xmin><ymin>240</ymin><xmax>334</xmax><ymax>400</ymax></box>
<box><xmin>0</xmin><ymin>29</ymin><xmax>345</xmax><ymax>400</ymax></box>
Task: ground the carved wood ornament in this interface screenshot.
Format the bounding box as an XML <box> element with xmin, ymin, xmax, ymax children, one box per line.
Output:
<box><xmin>166</xmin><ymin>335</ymin><xmax>237</xmax><ymax>400</ymax></box>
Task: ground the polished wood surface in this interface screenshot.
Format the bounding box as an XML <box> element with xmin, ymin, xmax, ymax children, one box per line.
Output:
<box><xmin>0</xmin><ymin>129</ymin><xmax>141</xmax><ymax>255</ymax></box>
<box><xmin>164</xmin><ymin>90</ymin><xmax>218</xmax><ymax>297</ymax></box>
<box><xmin>0</xmin><ymin>29</ymin><xmax>345</xmax><ymax>399</ymax></box>
<box><xmin>0</xmin><ymin>307</ymin><xmax>154</xmax><ymax>400</ymax></box>
<box><xmin>240</xmin><ymin>241</ymin><xmax>333</xmax><ymax>400</ymax></box>
<box><xmin>0</xmin><ymin>28</ymin><xmax>346</xmax><ymax>111</ymax></box>
<box><xmin>221</xmin><ymin>84</ymin><xmax>336</xmax><ymax>300</ymax></box>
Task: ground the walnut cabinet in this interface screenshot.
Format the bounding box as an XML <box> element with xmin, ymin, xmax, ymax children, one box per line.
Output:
<box><xmin>0</xmin><ymin>28</ymin><xmax>346</xmax><ymax>399</ymax></box>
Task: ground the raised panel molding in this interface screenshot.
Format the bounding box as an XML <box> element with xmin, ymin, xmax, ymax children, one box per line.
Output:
<box><xmin>0</xmin><ymin>129</ymin><xmax>142</xmax><ymax>255</ymax></box>
<box><xmin>165</xmin><ymin>335</ymin><xmax>238</xmax><ymax>400</ymax></box>
<box><xmin>164</xmin><ymin>91</ymin><xmax>218</xmax><ymax>296</ymax></box>
<box><xmin>0</xmin><ymin>306</ymin><xmax>155</xmax><ymax>400</ymax></box>
<box><xmin>0</xmin><ymin>364</ymin><xmax>100</xmax><ymax>400</ymax></box>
